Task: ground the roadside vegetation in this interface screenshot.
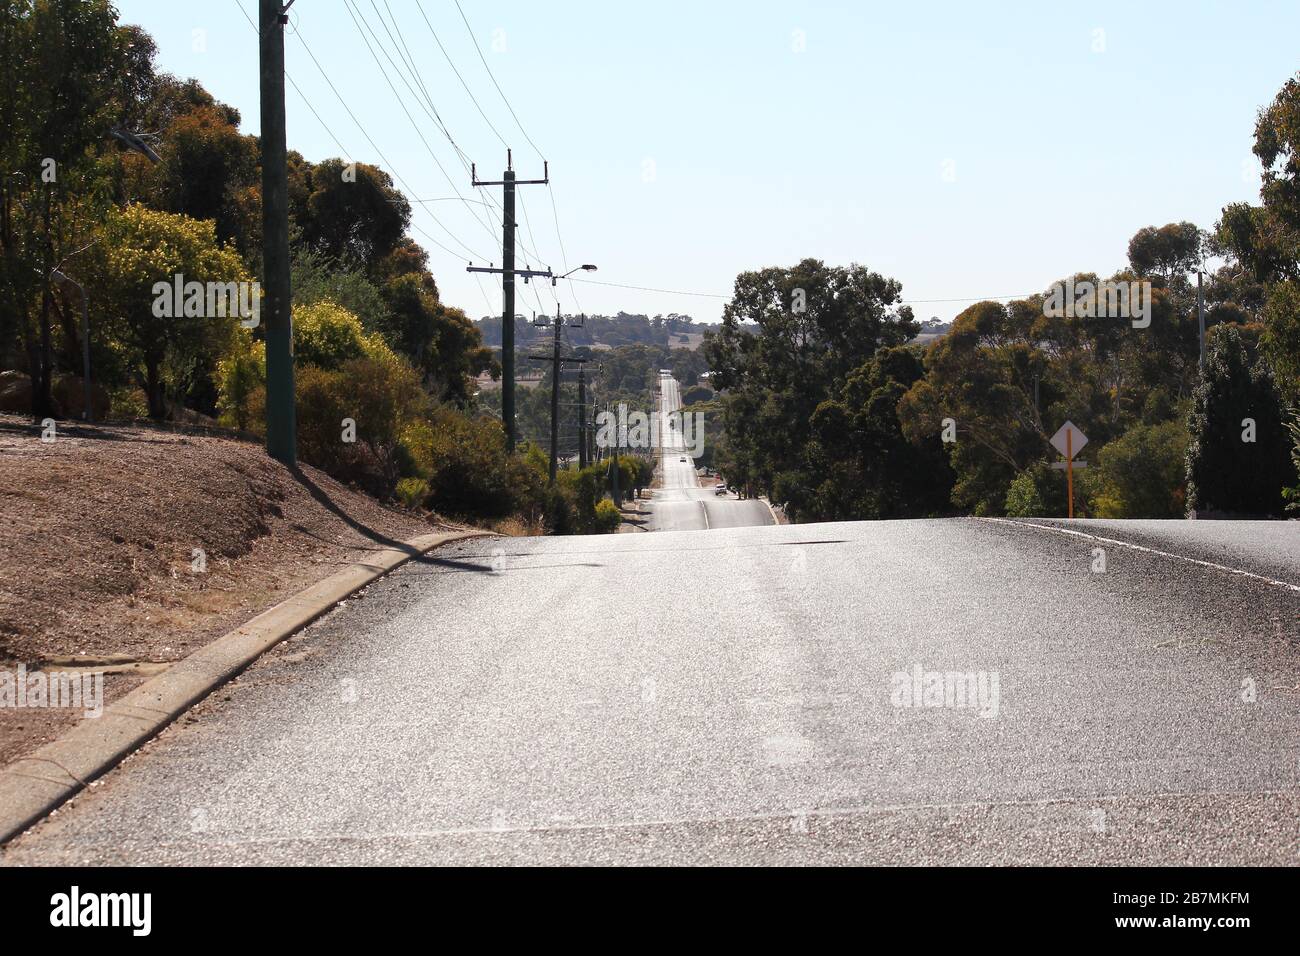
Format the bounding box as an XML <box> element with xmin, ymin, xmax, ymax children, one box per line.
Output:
<box><xmin>703</xmin><ymin>74</ymin><xmax>1300</xmax><ymax>521</ymax></box>
<box><xmin>0</xmin><ymin>1</ymin><xmax>640</xmax><ymax>534</ymax></box>
<box><xmin>4</xmin><ymin>2</ymin><xmax>1296</xmax><ymax>530</ymax></box>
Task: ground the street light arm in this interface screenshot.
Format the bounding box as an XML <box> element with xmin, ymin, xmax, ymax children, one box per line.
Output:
<box><xmin>554</xmin><ymin>263</ymin><xmax>598</xmax><ymax>284</ymax></box>
<box><xmin>109</xmin><ymin>125</ymin><xmax>161</xmax><ymax>164</ymax></box>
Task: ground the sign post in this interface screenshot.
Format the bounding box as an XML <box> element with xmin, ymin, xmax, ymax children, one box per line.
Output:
<box><xmin>1049</xmin><ymin>421</ymin><xmax>1089</xmax><ymax>519</ymax></box>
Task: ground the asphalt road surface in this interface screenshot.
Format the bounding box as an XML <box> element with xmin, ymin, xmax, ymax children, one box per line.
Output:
<box><xmin>4</xmin><ymin>517</ymin><xmax>1297</xmax><ymax>865</ymax></box>
<box><xmin>645</xmin><ymin>374</ymin><xmax>773</xmax><ymax>532</ymax></box>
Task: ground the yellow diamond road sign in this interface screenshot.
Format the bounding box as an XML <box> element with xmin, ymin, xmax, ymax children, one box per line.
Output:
<box><xmin>1050</xmin><ymin>421</ymin><xmax>1088</xmax><ymax>460</ymax></box>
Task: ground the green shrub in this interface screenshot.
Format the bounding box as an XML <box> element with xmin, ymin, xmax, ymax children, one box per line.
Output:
<box><xmin>401</xmin><ymin>407</ymin><xmax>540</xmax><ymax>518</ymax></box>
<box><xmin>559</xmin><ymin>462</ymin><xmax>613</xmax><ymax>528</ymax></box>
<box><xmin>292</xmin><ymin>355</ymin><xmax>421</xmax><ymax>498</ymax></box>
<box><xmin>89</xmin><ymin>204</ymin><xmax>251</xmax><ymax>420</ymax></box>
<box><xmin>1004</xmin><ymin>463</ymin><xmax>1068</xmax><ymax>517</ymax></box>
<box><xmin>1262</xmin><ymin>280</ymin><xmax>1300</xmax><ymax>406</ymax></box>
<box><xmin>1085</xmin><ymin>420</ymin><xmax>1188</xmax><ymax>517</ymax></box>
<box><xmin>543</xmin><ymin>483</ymin><xmax>576</xmax><ymax>534</ymax></box>
<box><xmin>295</xmin><ymin>365</ymin><xmax>350</xmax><ymax>467</ymax></box>
<box><xmin>108</xmin><ymin>385</ymin><xmax>150</xmax><ymax>420</ymax></box>
<box><xmin>593</xmin><ymin>498</ymin><xmax>621</xmax><ymax>533</ymax></box>
<box><xmin>293</xmin><ymin>300</ymin><xmax>390</xmax><ymax>370</ymax></box>
<box><xmin>395</xmin><ymin>477</ymin><xmax>430</xmax><ymax>509</ymax></box>
<box><xmin>215</xmin><ymin>333</ymin><xmax>265</xmax><ymax>431</ymax></box>
<box><xmin>1284</xmin><ymin>412</ymin><xmax>1300</xmax><ymax>513</ymax></box>
<box><xmin>335</xmin><ymin>355</ymin><xmax>424</xmax><ymax>448</ymax></box>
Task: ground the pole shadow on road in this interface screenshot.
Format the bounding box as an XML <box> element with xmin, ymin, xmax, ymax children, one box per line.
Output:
<box><xmin>401</xmin><ymin>558</ymin><xmax>607</xmax><ymax>575</ymax></box>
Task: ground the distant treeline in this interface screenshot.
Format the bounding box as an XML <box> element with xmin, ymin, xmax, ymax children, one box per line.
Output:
<box><xmin>704</xmin><ymin>73</ymin><xmax>1300</xmax><ymax>521</ymax></box>
<box><xmin>476</xmin><ymin>312</ymin><xmax>702</xmax><ymax>349</ymax></box>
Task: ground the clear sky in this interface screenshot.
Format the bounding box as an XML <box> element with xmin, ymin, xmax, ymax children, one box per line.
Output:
<box><xmin>115</xmin><ymin>0</ymin><xmax>1300</xmax><ymax>326</ymax></box>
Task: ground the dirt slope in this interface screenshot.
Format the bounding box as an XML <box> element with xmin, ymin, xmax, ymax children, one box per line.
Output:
<box><xmin>0</xmin><ymin>415</ymin><xmax>457</xmax><ymax>766</ymax></box>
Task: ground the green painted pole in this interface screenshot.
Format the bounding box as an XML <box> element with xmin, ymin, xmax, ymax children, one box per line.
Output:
<box><xmin>260</xmin><ymin>0</ymin><xmax>295</xmax><ymax>466</ymax></box>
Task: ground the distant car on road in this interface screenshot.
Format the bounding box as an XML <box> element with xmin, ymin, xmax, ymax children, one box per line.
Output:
<box><xmin>715</xmin><ymin>484</ymin><xmax>727</xmax><ymax>495</ymax></box>
<box><xmin>679</xmin><ymin>456</ymin><xmax>687</xmax><ymax>462</ymax></box>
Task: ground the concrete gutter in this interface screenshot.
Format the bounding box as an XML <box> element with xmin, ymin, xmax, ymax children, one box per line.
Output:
<box><xmin>0</xmin><ymin>529</ymin><xmax>490</xmax><ymax>845</ymax></box>
<box><xmin>758</xmin><ymin>496</ymin><xmax>785</xmax><ymax>526</ymax></box>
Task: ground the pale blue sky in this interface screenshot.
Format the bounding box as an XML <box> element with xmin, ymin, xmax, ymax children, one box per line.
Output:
<box><xmin>116</xmin><ymin>0</ymin><xmax>1299</xmax><ymax>325</ymax></box>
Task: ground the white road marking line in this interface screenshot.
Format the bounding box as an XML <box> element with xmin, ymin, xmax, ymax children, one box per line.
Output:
<box><xmin>983</xmin><ymin>517</ymin><xmax>1300</xmax><ymax>594</ymax></box>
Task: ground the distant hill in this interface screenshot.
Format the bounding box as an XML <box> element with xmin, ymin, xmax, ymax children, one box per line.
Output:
<box><xmin>912</xmin><ymin>320</ymin><xmax>951</xmax><ymax>345</ymax></box>
<box><xmin>473</xmin><ymin>312</ymin><xmax>942</xmax><ymax>351</ymax></box>
<box><xmin>475</xmin><ymin>312</ymin><xmax>716</xmax><ymax>351</ymax></box>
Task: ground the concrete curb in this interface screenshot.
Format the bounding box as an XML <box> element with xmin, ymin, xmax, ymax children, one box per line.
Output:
<box><xmin>758</xmin><ymin>496</ymin><xmax>783</xmax><ymax>525</ymax></box>
<box><xmin>0</xmin><ymin>528</ymin><xmax>491</xmax><ymax>845</ymax></box>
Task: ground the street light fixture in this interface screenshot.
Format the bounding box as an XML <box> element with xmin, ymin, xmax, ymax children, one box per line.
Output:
<box><xmin>554</xmin><ymin>264</ymin><xmax>597</xmax><ymax>284</ymax></box>
<box><xmin>108</xmin><ymin>125</ymin><xmax>161</xmax><ymax>164</ymax></box>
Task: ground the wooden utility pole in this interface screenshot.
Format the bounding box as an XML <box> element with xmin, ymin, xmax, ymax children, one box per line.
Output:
<box><xmin>577</xmin><ymin>366</ymin><xmax>588</xmax><ymax>470</ymax></box>
<box><xmin>528</xmin><ymin>307</ymin><xmax>587</xmax><ymax>484</ymax></box>
<box><xmin>260</xmin><ymin>0</ymin><xmax>295</xmax><ymax>465</ymax></box>
<box><xmin>469</xmin><ymin>150</ymin><xmax>550</xmax><ymax>451</ymax></box>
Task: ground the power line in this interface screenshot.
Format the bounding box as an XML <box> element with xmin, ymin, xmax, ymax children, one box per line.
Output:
<box><xmin>570</xmin><ymin>277</ymin><xmax>731</xmax><ymax>299</ymax></box>
<box><xmin>372</xmin><ymin>0</ymin><xmax>553</xmax><ymax>278</ymax></box>
<box><xmin>449</xmin><ymin>0</ymin><xmax>570</xmax><ymax>312</ymax></box>
<box><xmin>262</xmin><ymin>1</ymin><xmax>554</xmax><ymax>322</ymax></box>
<box><xmin>413</xmin><ymin>0</ymin><xmax>510</xmax><ymax>150</ymax></box>
<box><xmin>233</xmin><ymin>0</ymin><xmax>483</xmax><ymax>264</ymax></box>
<box><xmin>375</xmin><ymin>1</ymin><xmax>517</xmax><ymax>251</ymax></box>
<box><xmin>453</xmin><ymin>0</ymin><xmax>546</xmax><ymax>161</ymax></box>
<box><xmin>517</xmin><ymin>188</ymin><xmax>559</xmax><ymax>309</ymax></box>
<box><xmin>374</xmin><ymin>0</ymin><xmax>485</xmax><ymax>185</ymax></box>
<box><xmin>343</xmin><ymin>0</ymin><xmax>499</xmax><ymax>252</ymax></box>
<box><xmin>378</xmin><ymin>0</ymin><xmax>463</xmax><ymax>154</ymax></box>
<box><xmin>472</xmin><ymin>271</ymin><xmax>498</xmax><ymax>318</ymax></box>
<box><xmin>548</xmin><ymin>184</ymin><xmax>582</xmax><ymax>313</ymax></box>
<box><xmin>288</xmin><ymin>14</ymin><xmax>484</xmax><ymax>260</ymax></box>
<box><xmin>352</xmin><ymin>1</ymin><xmax>514</xmax><ymax>264</ymax></box>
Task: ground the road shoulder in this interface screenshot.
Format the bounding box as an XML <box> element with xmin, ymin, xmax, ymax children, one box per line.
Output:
<box><xmin>0</xmin><ymin>528</ymin><xmax>490</xmax><ymax>845</ymax></box>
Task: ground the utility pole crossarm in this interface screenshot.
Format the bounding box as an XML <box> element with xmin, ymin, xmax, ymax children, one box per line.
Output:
<box><xmin>472</xmin><ymin>154</ymin><xmax>548</xmax><ymax>187</ymax></box>
<box><xmin>467</xmin><ymin>265</ymin><xmax>553</xmax><ymax>279</ymax></box>
<box><xmin>472</xmin><ymin>175</ymin><xmax>550</xmax><ymax>187</ymax></box>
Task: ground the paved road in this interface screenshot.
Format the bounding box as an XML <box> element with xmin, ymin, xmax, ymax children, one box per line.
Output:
<box><xmin>4</xmin><ymin>517</ymin><xmax>1297</xmax><ymax>865</ymax></box>
<box><xmin>1016</xmin><ymin>517</ymin><xmax>1300</xmax><ymax>584</ymax></box>
<box><xmin>646</xmin><ymin>373</ymin><xmax>773</xmax><ymax>532</ymax></box>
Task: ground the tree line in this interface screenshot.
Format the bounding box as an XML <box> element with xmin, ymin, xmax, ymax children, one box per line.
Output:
<box><xmin>704</xmin><ymin>73</ymin><xmax>1300</xmax><ymax>521</ymax></box>
<box><xmin>0</xmin><ymin>0</ymin><xmax>645</xmax><ymax>532</ymax></box>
